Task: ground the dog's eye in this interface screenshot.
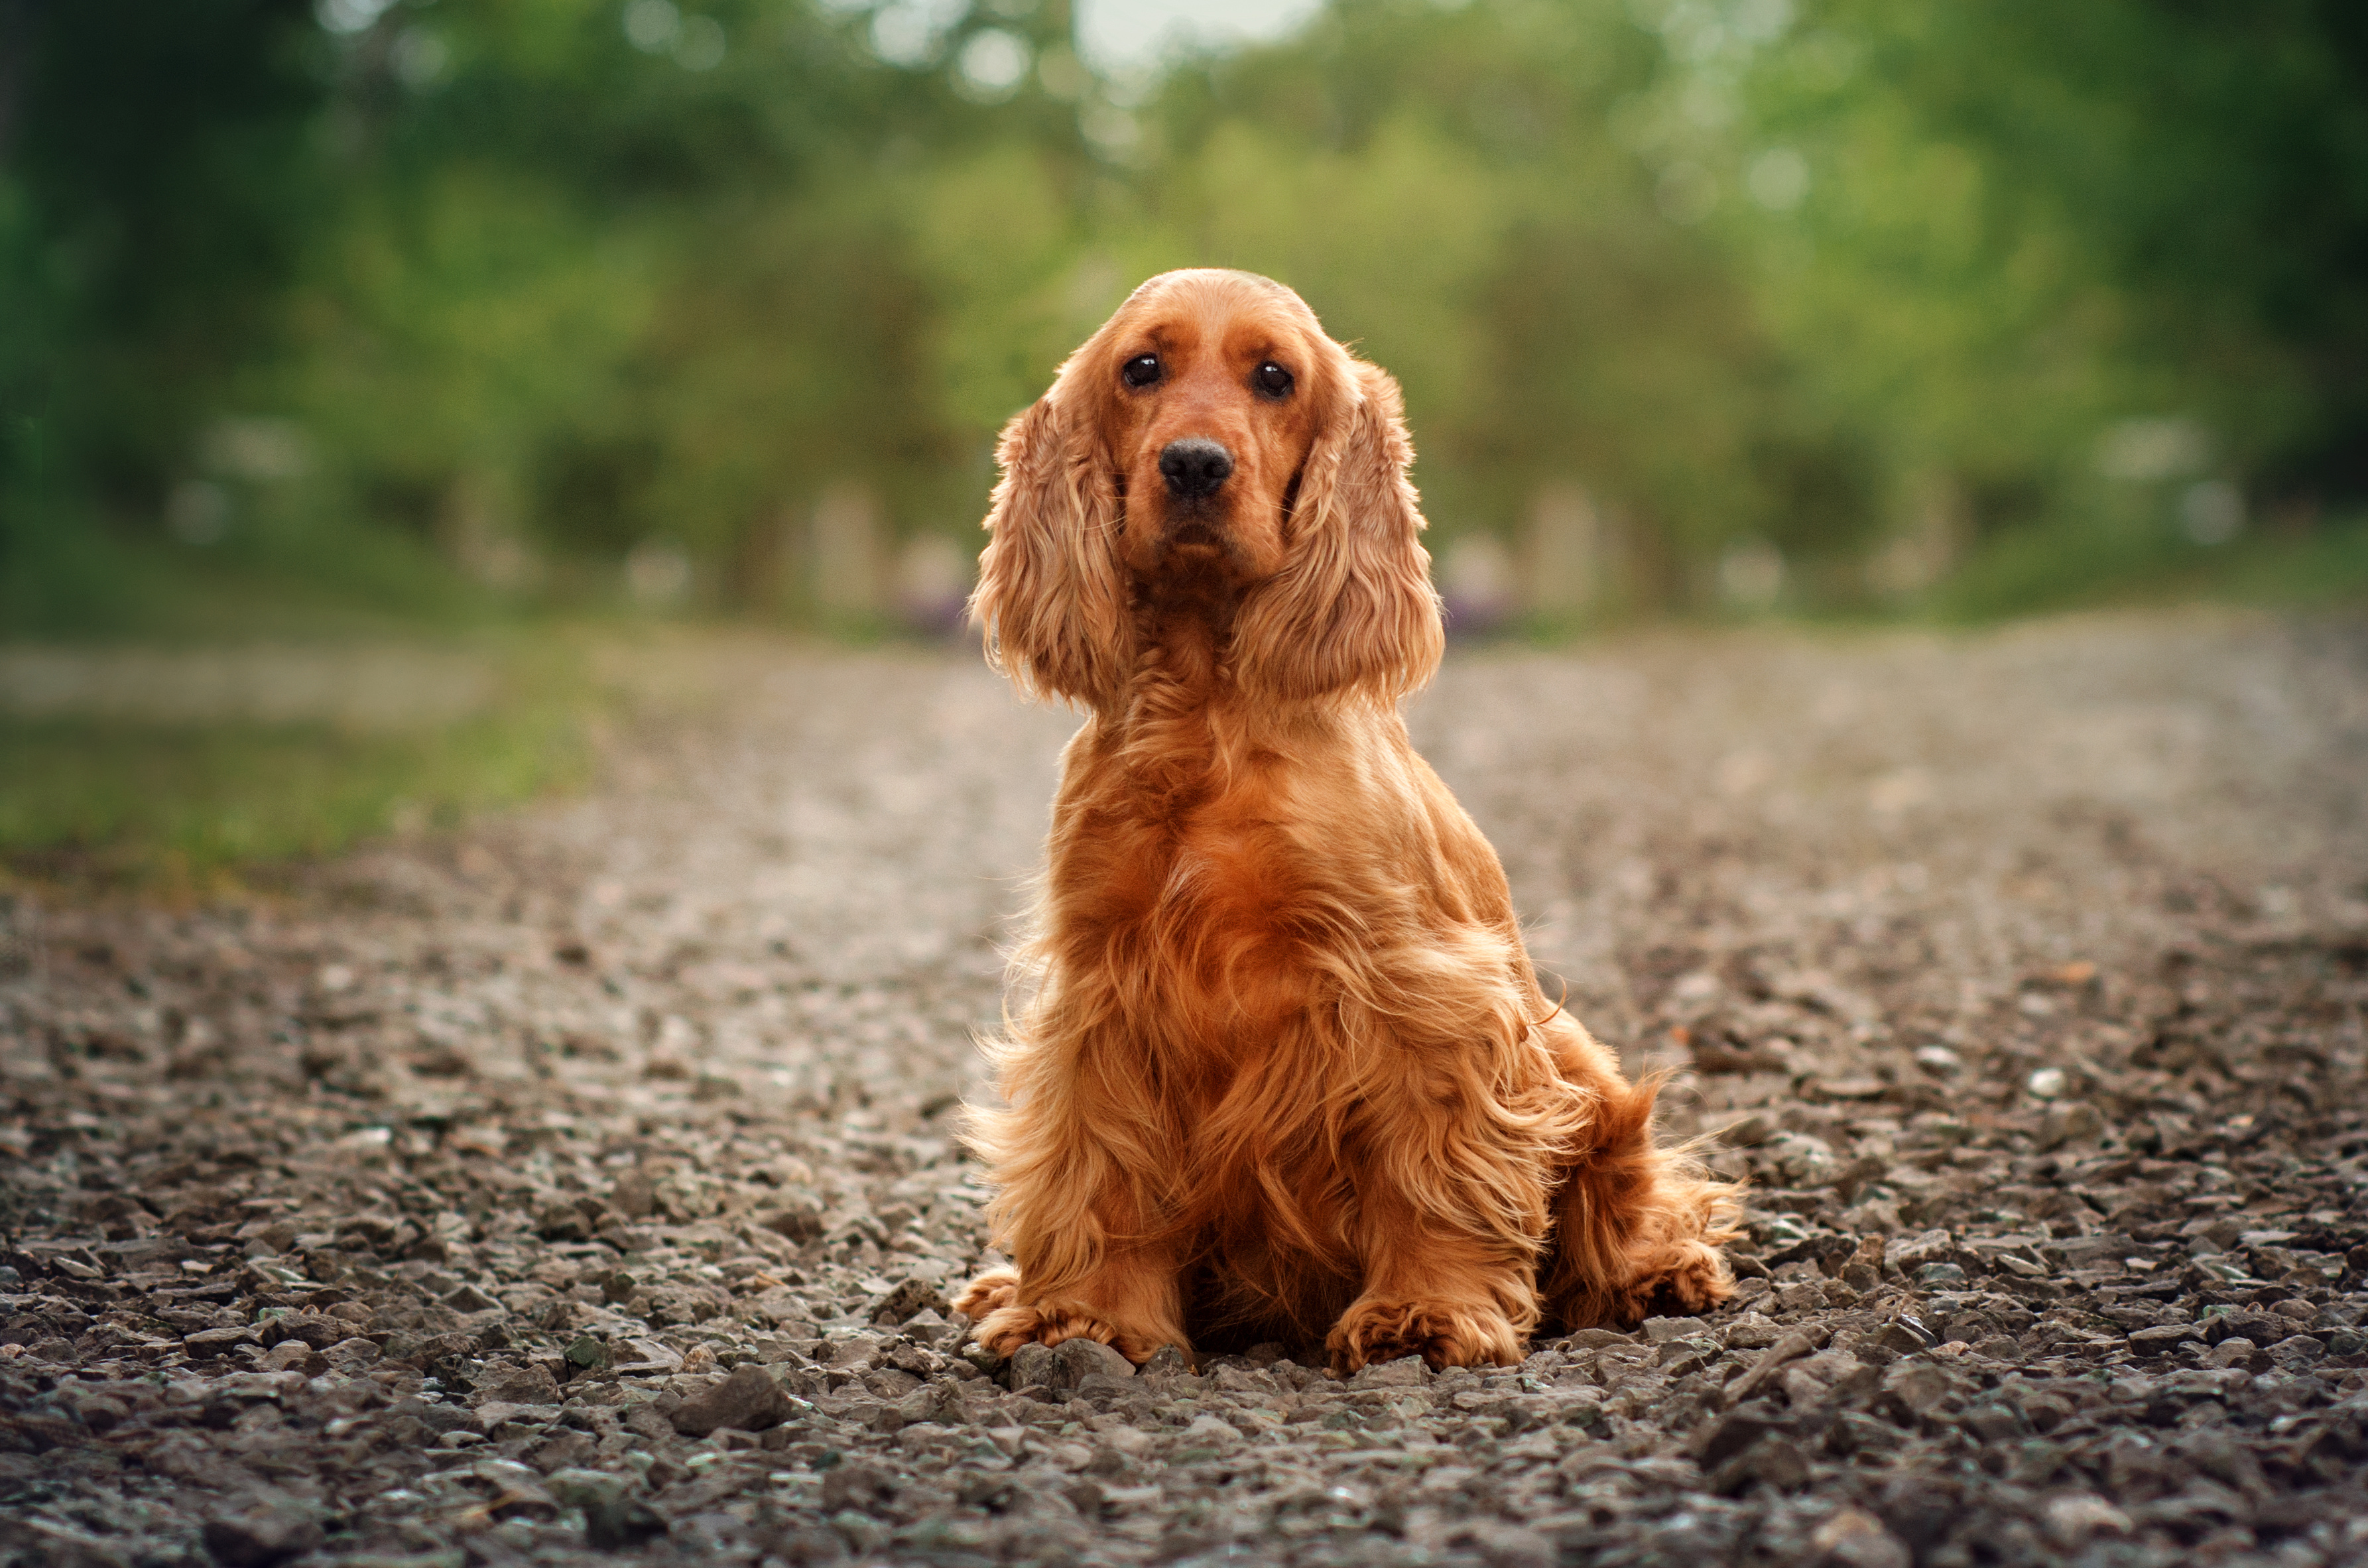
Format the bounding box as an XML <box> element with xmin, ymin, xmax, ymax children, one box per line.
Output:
<box><xmin>1254</xmin><ymin>361</ymin><xmax>1294</xmax><ymax>398</ymax></box>
<box><xmin>1121</xmin><ymin>355</ymin><xmax>1162</xmax><ymax>389</ymax></box>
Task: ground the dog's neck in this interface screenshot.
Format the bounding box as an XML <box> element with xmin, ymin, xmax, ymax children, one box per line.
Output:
<box><xmin>1123</xmin><ymin>562</ymin><xmax>1243</xmax><ymax>698</ymax></box>
<box><xmin>1111</xmin><ymin>567</ymin><xmax>1254</xmax><ymax>800</ymax></box>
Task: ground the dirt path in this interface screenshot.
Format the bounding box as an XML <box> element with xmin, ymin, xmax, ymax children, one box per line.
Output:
<box><xmin>3</xmin><ymin>609</ymin><xmax>2365</xmax><ymax>1568</ymax></box>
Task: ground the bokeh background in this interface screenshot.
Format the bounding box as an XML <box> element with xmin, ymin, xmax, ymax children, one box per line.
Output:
<box><xmin>3</xmin><ymin>0</ymin><xmax>2366</xmax><ymax>882</ymax></box>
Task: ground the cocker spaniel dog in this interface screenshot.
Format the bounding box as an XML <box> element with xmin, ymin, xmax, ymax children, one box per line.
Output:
<box><xmin>954</xmin><ymin>269</ymin><xmax>1740</xmax><ymax>1372</ymax></box>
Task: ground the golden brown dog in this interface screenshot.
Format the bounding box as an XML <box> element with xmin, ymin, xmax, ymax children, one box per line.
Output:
<box><xmin>954</xmin><ymin>269</ymin><xmax>1739</xmax><ymax>1371</ymax></box>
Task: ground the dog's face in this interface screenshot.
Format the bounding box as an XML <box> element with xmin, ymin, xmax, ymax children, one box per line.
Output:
<box><xmin>1086</xmin><ymin>272</ymin><xmax>1340</xmax><ymax>589</ymax></box>
<box><xmin>972</xmin><ymin>267</ymin><xmax>1444</xmax><ymax>708</ymax></box>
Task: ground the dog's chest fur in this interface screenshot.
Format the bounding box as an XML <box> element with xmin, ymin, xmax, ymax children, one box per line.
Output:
<box><xmin>1046</xmin><ymin>703</ymin><xmax>1376</xmax><ymax>1329</ymax></box>
<box><xmin>1056</xmin><ymin>707</ymin><xmax>1325</xmax><ymax>1054</ymax></box>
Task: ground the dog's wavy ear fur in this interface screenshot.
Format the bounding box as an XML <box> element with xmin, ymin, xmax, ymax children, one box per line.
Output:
<box><xmin>1233</xmin><ymin>359</ymin><xmax>1445</xmax><ymax>703</ymax></box>
<box><xmin>969</xmin><ymin>383</ymin><xmax>1131</xmax><ymax>709</ymax></box>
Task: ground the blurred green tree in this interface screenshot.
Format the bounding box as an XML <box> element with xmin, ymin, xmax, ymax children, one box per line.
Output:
<box><xmin>1</xmin><ymin>0</ymin><xmax>332</xmax><ymax>631</ymax></box>
<box><xmin>1715</xmin><ymin>0</ymin><xmax>2368</xmax><ymax>605</ymax></box>
<box><xmin>2</xmin><ymin>0</ymin><xmax>2361</xmax><ymax>635</ymax></box>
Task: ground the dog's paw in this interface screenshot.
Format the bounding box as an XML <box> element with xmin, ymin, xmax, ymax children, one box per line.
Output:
<box><xmin>1557</xmin><ymin>1237</ymin><xmax>1736</xmax><ymax>1329</ymax></box>
<box><xmin>1641</xmin><ymin>1238</ymin><xmax>1735</xmax><ymax>1316</ymax></box>
<box><xmin>1609</xmin><ymin>1238</ymin><xmax>1733</xmax><ymax>1321</ymax></box>
<box><xmin>955</xmin><ymin>1274</ymin><xmax>1160</xmax><ymax>1364</ymax></box>
<box><xmin>952</xmin><ymin>1268</ymin><xmax>1021</xmax><ymax>1323</ymax></box>
<box><xmin>1327</xmin><ymin>1296</ymin><xmax>1523</xmax><ymax>1374</ymax></box>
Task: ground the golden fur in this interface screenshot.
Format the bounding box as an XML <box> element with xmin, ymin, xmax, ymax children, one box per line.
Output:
<box><xmin>954</xmin><ymin>269</ymin><xmax>1741</xmax><ymax>1371</ymax></box>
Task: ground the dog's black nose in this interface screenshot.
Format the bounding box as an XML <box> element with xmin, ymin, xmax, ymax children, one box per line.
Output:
<box><xmin>1158</xmin><ymin>438</ymin><xmax>1234</xmax><ymax>500</ymax></box>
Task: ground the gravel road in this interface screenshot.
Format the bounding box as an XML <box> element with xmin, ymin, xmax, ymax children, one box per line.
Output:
<box><xmin>3</xmin><ymin>609</ymin><xmax>2367</xmax><ymax>1568</ymax></box>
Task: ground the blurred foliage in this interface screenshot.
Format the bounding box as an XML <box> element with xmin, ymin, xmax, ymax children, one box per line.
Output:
<box><xmin>4</xmin><ymin>0</ymin><xmax>2366</xmax><ymax>638</ymax></box>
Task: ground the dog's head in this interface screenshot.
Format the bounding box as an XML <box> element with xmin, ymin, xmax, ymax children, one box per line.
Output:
<box><xmin>971</xmin><ymin>269</ymin><xmax>1444</xmax><ymax>709</ymax></box>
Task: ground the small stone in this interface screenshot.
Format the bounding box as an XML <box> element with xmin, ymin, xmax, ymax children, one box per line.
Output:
<box><xmin>1955</xmin><ymin>1404</ymin><xmax>2025</xmax><ymax>1443</ymax></box>
<box><xmin>2204</xmin><ymin>1310</ymin><xmax>2284</xmax><ymax>1347</ymax></box>
<box><xmin>669</xmin><ymin>1364</ymin><xmax>794</xmax><ymax>1435</ymax></box>
<box><xmin>1046</xmin><ymin>1336</ymin><xmax>1134</xmax><ymax>1390</ymax></box>
<box><xmin>2037</xmin><ymin>1101</ymin><xmax>2103</xmax><ymax>1151</ymax></box>
<box><xmin>1350</xmin><ymin>1355</ymin><xmax>1427</xmax><ymax>1388</ymax></box>
<box><xmin>2026</xmin><ymin>1067</ymin><xmax>2067</xmax><ymax>1100</ymax></box>
<box><xmin>2127</xmin><ymin>1323</ymin><xmax>2200</xmax><ymax>1355</ymax></box>
<box><xmin>1914</xmin><ymin>1262</ymin><xmax>1967</xmax><ymax>1289</ymax></box>
<box><xmin>1139</xmin><ymin>1343</ymin><xmax>1195</xmax><ymax>1382</ymax></box>
<box><xmin>1656</xmin><ymin>1333</ymin><xmax>1718</xmax><ymax>1371</ymax></box>
<box><xmin>759</xmin><ymin>1201</ymin><xmax>823</xmax><ymax>1242</ymax></box>
<box><xmin>1710</xmin><ymin>1433</ymin><xmax>1810</xmax><ymax>1494</ymax></box>
<box><xmin>1726</xmin><ymin>1330</ymin><xmax>1820</xmax><ymax>1402</ymax></box>
<box><xmin>820</xmin><ymin>1461</ymin><xmax>897</xmax><ymax>1512</ymax></box>
<box><xmin>832</xmin><ymin>1510</ymin><xmax>889</xmax><ymax>1553</ymax></box>
<box><xmin>1810</xmin><ymin>1507</ymin><xmax>1911</xmax><ymax>1568</ymax></box>
<box><xmin>548</xmin><ymin>1468</ymin><xmax>664</xmax><ymax>1549</ymax></box>
<box><xmin>473</xmin><ymin>1400</ymin><xmax>552</xmax><ymax>1428</ymax></box>
<box><xmin>1643</xmin><ymin>1315</ymin><xmax>1709</xmax><ymax>1342</ymax></box>
<box><xmin>599</xmin><ymin>1170</ymin><xmax>653</xmax><ymax>1220</ymax></box>
<box><xmin>473</xmin><ymin>1362</ymin><xmax>561</xmax><ymax>1407</ymax></box>
<box><xmin>2041</xmin><ymin>1493</ymin><xmax>2131</xmax><ymax>1547</ymax></box>
<box><xmin>533</xmin><ymin>1203</ymin><xmax>592</xmax><ymax>1242</ymax></box>
<box><xmin>1008</xmin><ymin>1341</ymin><xmax>1055</xmax><ymax>1390</ymax></box>
<box><xmin>265</xmin><ymin>1313</ymin><xmax>342</xmax><ymax>1351</ymax></box>
<box><xmin>1879</xmin><ymin>1360</ymin><xmax>1953</xmax><ymax>1417</ymax></box>
<box><xmin>1719</xmin><ymin>1112</ymin><xmax>1775</xmax><ymax>1147</ymax></box>
<box><xmin>183</xmin><ymin>1327</ymin><xmax>259</xmax><ymax>1359</ymax></box>
<box><xmin>261</xmin><ymin>1341</ymin><xmax>316</xmax><ymax>1373</ymax></box>
<box><xmin>871</xmin><ymin>1276</ymin><xmax>950</xmax><ymax>1323</ymax></box>
<box><xmin>1875</xmin><ymin>1317</ymin><xmax>1932</xmax><ymax>1355</ymax></box>
<box><xmin>202</xmin><ymin>1503</ymin><xmax>323</xmax><ymax>1567</ymax></box>
<box><xmin>1692</xmin><ymin>1404</ymin><xmax>1780</xmax><ymax>1466</ymax></box>
<box><xmin>828</xmin><ymin>1333</ymin><xmax>883</xmax><ymax>1369</ymax></box>
<box><xmin>901</xmin><ymin>1307</ymin><xmax>953</xmax><ymax>1346</ymax></box>
<box><xmin>611</xmin><ymin>1337</ymin><xmax>684</xmax><ymax>1376</ymax></box>
<box><xmin>1722</xmin><ymin>1312</ymin><xmax>1788</xmax><ymax>1351</ymax></box>
<box><xmin>530</xmin><ymin>1429</ymin><xmax>595</xmax><ymax>1471</ymax></box>
<box><xmin>1100</xmin><ymin>1426</ymin><xmax>1154</xmax><ymax>1459</ymax></box>
<box><xmin>1887</xmin><ymin>1229</ymin><xmax>1959</xmax><ymax>1274</ymax></box>
<box><xmin>545</xmin><ymin>1467</ymin><xmax>628</xmax><ymax>1510</ymax></box>
<box><xmin>1174</xmin><ymin>1412</ymin><xmax>1242</xmax><ymax>1452</ymax></box>
<box><xmin>2265</xmin><ymin>1333</ymin><xmax>2326</xmax><ymax>1368</ymax></box>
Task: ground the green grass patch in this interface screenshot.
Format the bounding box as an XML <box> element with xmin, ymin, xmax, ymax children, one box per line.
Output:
<box><xmin>0</xmin><ymin>636</ymin><xmax>602</xmax><ymax>896</ymax></box>
<box><xmin>1934</xmin><ymin>515</ymin><xmax>2368</xmax><ymax>622</ymax></box>
<box><xmin>2186</xmin><ymin>517</ymin><xmax>2368</xmax><ymax>607</ymax></box>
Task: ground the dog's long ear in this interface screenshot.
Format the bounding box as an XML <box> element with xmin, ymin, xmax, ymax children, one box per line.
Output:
<box><xmin>969</xmin><ymin>389</ymin><xmax>1131</xmax><ymax>708</ymax></box>
<box><xmin>1233</xmin><ymin>359</ymin><xmax>1444</xmax><ymax>703</ymax></box>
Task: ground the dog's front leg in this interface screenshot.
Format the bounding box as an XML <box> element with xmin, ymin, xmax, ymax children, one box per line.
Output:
<box><xmin>1324</xmin><ymin>1054</ymin><xmax>1557</xmax><ymax>1372</ymax></box>
<box><xmin>1326</xmin><ymin>1175</ymin><xmax>1540</xmax><ymax>1373</ymax></box>
<box><xmin>954</xmin><ymin>1164</ymin><xmax>1188</xmax><ymax>1366</ymax></box>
